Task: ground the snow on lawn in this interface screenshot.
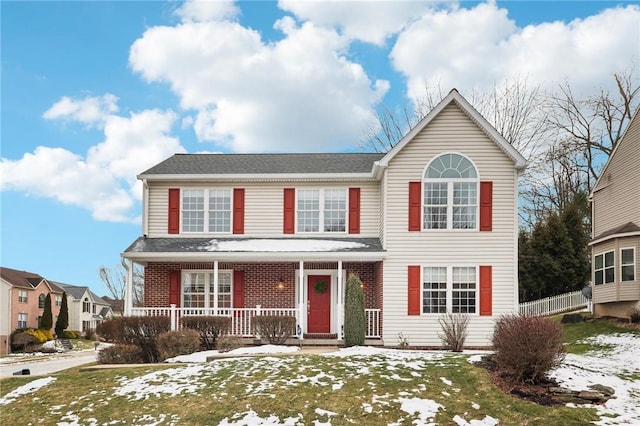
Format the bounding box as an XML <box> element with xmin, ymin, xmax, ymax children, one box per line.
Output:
<box><xmin>165</xmin><ymin>344</ymin><xmax>299</xmax><ymax>363</ymax></box>
<box><xmin>0</xmin><ymin>377</ymin><xmax>56</xmax><ymax>405</ymax></box>
<box><xmin>549</xmin><ymin>333</ymin><xmax>640</xmax><ymax>425</ymax></box>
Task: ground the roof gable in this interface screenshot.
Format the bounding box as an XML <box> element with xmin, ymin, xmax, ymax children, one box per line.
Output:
<box><xmin>0</xmin><ymin>267</ymin><xmax>46</xmax><ymax>289</ymax></box>
<box><xmin>377</xmin><ymin>89</ymin><xmax>527</xmax><ymax>170</ymax></box>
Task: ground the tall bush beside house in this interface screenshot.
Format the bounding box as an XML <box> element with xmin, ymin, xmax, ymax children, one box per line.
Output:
<box><xmin>181</xmin><ymin>316</ymin><xmax>231</xmax><ymax>349</ymax></box>
<box><xmin>40</xmin><ymin>293</ymin><xmax>53</xmax><ymax>331</ymax></box>
<box><xmin>120</xmin><ymin>316</ymin><xmax>171</xmax><ymax>363</ymax></box>
<box><xmin>55</xmin><ymin>292</ymin><xmax>69</xmax><ymax>336</ymax></box>
<box><xmin>491</xmin><ymin>315</ymin><xmax>565</xmax><ymax>383</ymax></box>
<box><xmin>344</xmin><ymin>272</ymin><xmax>365</xmax><ymax>347</ymax></box>
<box><xmin>156</xmin><ymin>329</ymin><xmax>200</xmax><ymax>361</ymax></box>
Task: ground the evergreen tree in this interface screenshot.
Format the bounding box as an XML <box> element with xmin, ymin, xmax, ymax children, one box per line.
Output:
<box><xmin>344</xmin><ymin>272</ymin><xmax>365</xmax><ymax>347</ymax></box>
<box><xmin>55</xmin><ymin>292</ymin><xmax>69</xmax><ymax>336</ymax></box>
<box><xmin>40</xmin><ymin>293</ymin><xmax>53</xmax><ymax>330</ymax></box>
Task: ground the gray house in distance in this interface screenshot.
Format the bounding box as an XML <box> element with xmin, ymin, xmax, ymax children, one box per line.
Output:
<box><xmin>589</xmin><ymin>108</ymin><xmax>640</xmax><ymax>318</ymax></box>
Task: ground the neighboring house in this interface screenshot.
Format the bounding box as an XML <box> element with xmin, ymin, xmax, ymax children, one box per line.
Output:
<box><xmin>101</xmin><ymin>296</ymin><xmax>125</xmax><ymax>316</ymax></box>
<box><xmin>589</xmin><ymin>109</ymin><xmax>640</xmax><ymax>318</ymax></box>
<box><xmin>54</xmin><ymin>283</ymin><xmax>113</xmax><ymax>333</ymax></box>
<box><xmin>121</xmin><ymin>90</ymin><xmax>527</xmax><ymax>347</ymax></box>
<box><xmin>0</xmin><ymin>267</ymin><xmax>64</xmax><ymax>353</ymax></box>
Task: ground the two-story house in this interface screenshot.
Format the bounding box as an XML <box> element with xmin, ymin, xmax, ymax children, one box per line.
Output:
<box><xmin>589</xmin><ymin>109</ymin><xmax>640</xmax><ymax>318</ymax></box>
<box><xmin>0</xmin><ymin>267</ymin><xmax>65</xmax><ymax>353</ymax></box>
<box><xmin>121</xmin><ymin>90</ymin><xmax>527</xmax><ymax>347</ymax></box>
<box><xmin>54</xmin><ymin>283</ymin><xmax>113</xmax><ymax>334</ymax></box>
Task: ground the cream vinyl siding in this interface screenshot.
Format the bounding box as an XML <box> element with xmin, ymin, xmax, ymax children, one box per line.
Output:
<box><xmin>147</xmin><ymin>181</ymin><xmax>380</xmax><ymax>237</ymax></box>
<box><xmin>380</xmin><ymin>103</ymin><xmax>519</xmax><ymax>347</ymax></box>
<box><xmin>592</xmin><ymin>237</ymin><xmax>640</xmax><ymax>304</ymax></box>
<box><xmin>592</xmin><ymin>113</ymin><xmax>640</xmax><ymax>237</ymax></box>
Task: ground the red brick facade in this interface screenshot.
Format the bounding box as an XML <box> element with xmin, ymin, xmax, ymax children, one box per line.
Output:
<box><xmin>144</xmin><ymin>261</ymin><xmax>382</xmax><ymax>309</ymax></box>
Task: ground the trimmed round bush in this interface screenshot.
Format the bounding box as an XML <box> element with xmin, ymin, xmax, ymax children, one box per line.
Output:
<box><xmin>98</xmin><ymin>344</ymin><xmax>144</xmax><ymax>364</ymax></box>
<box><xmin>491</xmin><ymin>314</ymin><xmax>565</xmax><ymax>383</ymax></box>
<box><xmin>157</xmin><ymin>329</ymin><xmax>200</xmax><ymax>361</ymax></box>
<box><xmin>181</xmin><ymin>316</ymin><xmax>231</xmax><ymax>350</ymax></box>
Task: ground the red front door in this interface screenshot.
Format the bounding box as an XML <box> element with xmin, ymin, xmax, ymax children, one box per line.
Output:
<box><xmin>307</xmin><ymin>275</ymin><xmax>331</xmax><ymax>333</ymax></box>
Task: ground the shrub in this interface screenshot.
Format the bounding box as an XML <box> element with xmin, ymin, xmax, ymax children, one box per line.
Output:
<box><xmin>84</xmin><ymin>328</ymin><xmax>97</xmax><ymax>341</ymax></box>
<box><xmin>98</xmin><ymin>344</ymin><xmax>144</xmax><ymax>364</ymax></box>
<box><xmin>344</xmin><ymin>272</ymin><xmax>365</xmax><ymax>347</ymax></box>
<box><xmin>10</xmin><ymin>331</ymin><xmax>37</xmax><ymax>352</ymax></box>
<box><xmin>629</xmin><ymin>306</ymin><xmax>640</xmax><ymax>324</ymax></box>
<box><xmin>253</xmin><ymin>315</ymin><xmax>296</xmax><ymax>345</ymax></box>
<box><xmin>120</xmin><ymin>316</ymin><xmax>171</xmax><ymax>363</ymax></box>
<box><xmin>438</xmin><ymin>313</ymin><xmax>470</xmax><ymax>352</ymax></box>
<box><xmin>491</xmin><ymin>314</ymin><xmax>565</xmax><ymax>383</ymax></box>
<box><xmin>58</xmin><ymin>330</ymin><xmax>81</xmax><ymax>339</ymax></box>
<box><xmin>96</xmin><ymin>318</ymin><xmax>125</xmax><ymax>342</ymax></box>
<box><xmin>156</xmin><ymin>329</ymin><xmax>200</xmax><ymax>361</ymax></box>
<box><xmin>217</xmin><ymin>335</ymin><xmax>242</xmax><ymax>353</ymax></box>
<box><xmin>23</xmin><ymin>328</ymin><xmax>53</xmax><ymax>343</ymax></box>
<box><xmin>181</xmin><ymin>316</ymin><xmax>231</xmax><ymax>349</ymax></box>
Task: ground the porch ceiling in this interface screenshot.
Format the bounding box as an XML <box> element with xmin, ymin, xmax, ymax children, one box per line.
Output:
<box><xmin>122</xmin><ymin>236</ymin><xmax>385</xmax><ymax>262</ymax></box>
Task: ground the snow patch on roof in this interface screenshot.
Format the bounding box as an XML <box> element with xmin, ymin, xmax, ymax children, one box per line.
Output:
<box><xmin>200</xmin><ymin>239</ymin><xmax>368</xmax><ymax>252</ymax></box>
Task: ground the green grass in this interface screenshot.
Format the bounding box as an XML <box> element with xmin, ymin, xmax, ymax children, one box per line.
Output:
<box><xmin>561</xmin><ymin>316</ymin><xmax>640</xmax><ymax>354</ymax></box>
<box><xmin>1</xmin><ymin>351</ymin><xmax>599</xmax><ymax>425</ymax></box>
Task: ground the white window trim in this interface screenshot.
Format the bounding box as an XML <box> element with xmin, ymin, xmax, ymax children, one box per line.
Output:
<box><xmin>18</xmin><ymin>290</ymin><xmax>28</xmax><ymax>303</ymax></box>
<box><xmin>181</xmin><ymin>269</ymin><xmax>233</xmax><ymax>310</ymax></box>
<box><xmin>180</xmin><ymin>188</ymin><xmax>233</xmax><ymax>234</ymax></box>
<box><xmin>422</xmin><ymin>152</ymin><xmax>479</xmax><ymax>232</ymax></box>
<box><xmin>595</xmin><ymin>250</ymin><xmax>615</xmax><ymax>285</ymax></box>
<box><xmin>420</xmin><ymin>265</ymin><xmax>479</xmax><ymax>316</ymax></box>
<box><xmin>621</xmin><ymin>247</ymin><xmax>636</xmax><ymax>282</ymax></box>
<box><xmin>296</xmin><ymin>188</ymin><xmax>348</xmax><ymax>234</ymax></box>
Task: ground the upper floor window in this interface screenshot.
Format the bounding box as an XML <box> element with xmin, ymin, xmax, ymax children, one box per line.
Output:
<box><xmin>297</xmin><ymin>189</ymin><xmax>346</xmax><ymax>233</ymax></box>
<box><xmin>423</xmin><ymin>266</ymin><xmax>477</xmax><ymax>314</ymax></box>
<box><xmin>18</xmin><ymin>313</ymin><xmax>27</xmax><ymax>329</ymax></box>
<box><xmin>39</xmin><ymin>293</ymin><xmax>46</xmax><ymax>308</ymax></box>
<box><xmin>621</xmin><ymin>248</ymin><xmax>635</xmax><ymax>281</ymax></box>
<box><xmin>83</xmin><ymin>297</ymin><xmax>91</xmax><ymax>313</ymax></box>
<box><xmin>423</xmin><ymin>153</ymin><xmax>478</xmax><ymax>230</ymax></box>
<box><xmin>182</xmin><ymin>270</ymin><xmax>233</xmax><ymax>310</ymax></box>
<box><xmin>182</xmin><ymin>189</ymin><xmax>231</xmax><ymax>233</ymax></box>
<box><xmin>55</xmin><ymin>295</ymin><xmax>63</xmax><ymax>306</ymax></box>
<box><xmin>18</xmin><ymin>290</ymin><xmax>28</xmax><ymax>303</ymax></box>
<box><xmin>594</xmin><ymin>251</ymin><xmax>615</xmax><ymax>285</ymax></box>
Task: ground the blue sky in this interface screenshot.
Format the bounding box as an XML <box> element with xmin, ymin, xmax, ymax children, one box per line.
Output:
<box><xmin>2</xmin><ymin>0</ymin><xmax>638</xmax><ymax>296</ymax></box>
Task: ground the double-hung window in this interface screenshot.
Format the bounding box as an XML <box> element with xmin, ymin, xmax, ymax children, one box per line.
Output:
<box><xmin>83</xmin><ymin>298</ymin><xmax>91</xmax><ymax>313</ymax></box>
<box><xmin>39</xmin><ymin>294</ymin><xmax>46</xmax><ymax>308</ymax></box>
<box><xmin>621</xmin><ymin>248</ymin><xmax>635</xmax><ymax>282</ymax></box>
<box><xmin>182</xmin><ymin>189</ymin><xmax>231</xmax><ymax>233</ymax></box>
<box><xmin>55</xmin><ymin>295</ymin><xmax>63</xmax><ymax>306</ymax></box>
<box><xmin>18</xmin><ymin>290</ymin><xmax>27</xmax><ymax>303</ymax></box>
<box><xmin>182</xmin><ymin>271</ymin><xmax>233</xmax><ymax>310</ymax></box>
<box><xmin>423</xmin><ymin>153</ymin><xmax>478</xmax><ymax>230</ymax></box>
<box><xmin>297</xmin><ymin>189</ymin><xmax>346</xmax><ymax>233</ymax></box>
<box><xmin>422</xmin><ymin>266</ymin><xmax>477</xmax><ymax>314</ymax></box>
<box><xmin>18</xmin><ymin>313</ymin><xmax>27</xmax><ymax>329</ymax></box>
<box><xmin>594</xmin><ymin>251</ymin><xmax>615</xmax><ymax>285</ymax></box>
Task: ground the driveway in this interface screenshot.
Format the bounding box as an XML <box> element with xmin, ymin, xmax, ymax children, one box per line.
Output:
<box><xmin>0</xmin><ymin>351</ymin><xmax>98</xmax><ymax>378</ymax></box>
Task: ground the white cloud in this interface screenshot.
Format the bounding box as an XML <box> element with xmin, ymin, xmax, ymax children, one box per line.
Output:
<box><xmin>129</xmin><ymin>16</ymin><xmax>388</xmax><ymax>152</ymax></box>
<box><xmin>174</xmin><ymin>0</ymin><xmax>239</xmax><ymax>23</ymax></box>
<box><xmin>1</xmin><ymin>98</ymin><xmax>184</xmax><ymax>223</ymax></box>
<box><xmin>391</xmin><ymin>2</ymin><xmax>640</xmax><ymax>101</ymax></box>
<box><xmin>42</xmin><ymin>93</ymin><xmax>119</xmax><ymax>127</ymax></box>
<box><xmin>278</xmin><ymin>0</ymin><xmax>434</xmax><ymax>46</ymax></box>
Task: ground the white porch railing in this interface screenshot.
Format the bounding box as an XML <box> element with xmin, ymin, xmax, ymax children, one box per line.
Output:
<box><xmin>131</xmin><ymin>306</ymin><xmax>382</xmax><ymax>338</ymax></box>
<box><xmin>519</xmin><ymin>290</ymin><xmax>591</xmax><ymax>316</ymax></box>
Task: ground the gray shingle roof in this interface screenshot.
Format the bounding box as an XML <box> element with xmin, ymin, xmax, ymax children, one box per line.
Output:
<box><xmin>140</xmin><ymin>153</ymin><xmax>385</xmax><ymax>176</ymax></box>
<box><xmin>593</xmin><ymin>221</ymin><xmax>640</xmax><ymax>241</ymax></box>
<box><xmin>125</xmin><ymin>237</ymin><xmax>384</xmax><ymax>253</ymax></box>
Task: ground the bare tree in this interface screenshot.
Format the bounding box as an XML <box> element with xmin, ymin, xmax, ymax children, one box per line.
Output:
<box><xmin>99</xmin><ymin>264</ymin><xmax>144</xmax><ymax>313</ymax></box>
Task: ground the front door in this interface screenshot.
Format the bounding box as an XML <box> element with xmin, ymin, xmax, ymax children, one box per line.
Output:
<box><xmin>307</xmin><ymin>275</ymin><xmax>331</xmax><ymax>333</ymax></box>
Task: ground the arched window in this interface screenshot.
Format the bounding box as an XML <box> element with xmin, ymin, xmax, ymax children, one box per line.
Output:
<box><xmin>423</xmin><ymin>153</ymin><xmax>478</xmax><ymax>230</ymax></box>
<box><xmin>83</xmin><ymin>297</ymin><xmax>91</xmax><ymax>313</ymax></box>
<box><xmin>39</xmin><ymin>294</ymin><xmax>46</xmax><ymax>309</ymax></box>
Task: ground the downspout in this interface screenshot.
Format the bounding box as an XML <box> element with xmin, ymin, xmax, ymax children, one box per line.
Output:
<box><xmin>121</xmin><ymin>256</ymin><xmax>133</xmax><ymax>316</ymax></box>
<box><xmin>142</xmin><ymin>179</ymin><xmax>149</xmax><ymax>237</ymax></box>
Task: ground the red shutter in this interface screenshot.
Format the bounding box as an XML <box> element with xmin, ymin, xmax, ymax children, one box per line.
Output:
<box><xmin>169</xmin><ymin>270</ymin><xmax>181</xmax><ymax>307</ymax></box>
<box><xmin>408</xmin><ymin>181</ymin><xmax>421</xmax><ymax>231</ymax></box>
<box><xmin>233</xmin><ymin>271</ymin><xmax>245</xmax><ymax>308</ymax></box>
<box><xmin>168</xmin><ymin>188</ymin><xmax>180</xmax><ymax>234</ymax></box>
<box><xmin>283</xmin><ymin>188</ymin><xmax>295</xmax><ymax>234</ymax></box>
<box><xmin>233</xmin><ymin>188</ymin><xmax>245</xmax><ymax>234</ymax></box>
<box><xmin>479</xmin><ymin>265</ymin><xmax>492</xmax><ymax>316</ymax></box>
<box><xmin>408</xmin><ymin>265</ymin><xmax>421</xmax><ymax>315</ymax></box>
<box><xmin>348</xmin><ymin>187</ymin><xmax>361</xmax><ymax>234</ymax></box>
<box><xmin>480</xmin><ymin>181</ymin><xmax>493</xmax><ymax>231</ymax></box>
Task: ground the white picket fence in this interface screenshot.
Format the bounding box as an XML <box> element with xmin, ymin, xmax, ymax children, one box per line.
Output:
<box><xmin>519</xmin><ymin>290</ymin><xmax>591</xmax><ymax>316</ymax></box>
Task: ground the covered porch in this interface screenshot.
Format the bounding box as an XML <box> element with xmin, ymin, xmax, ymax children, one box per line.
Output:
<box><xmin>122</xmin><ymin>237</ymin><xmax>385</xmax><ymax>342</ymax></box>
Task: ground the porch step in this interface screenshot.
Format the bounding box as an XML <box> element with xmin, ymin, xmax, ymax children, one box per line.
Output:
<box><xmin>303</xmin><ymin>333</ymin><xmax>337</xmax><ymax>339</ymax></box>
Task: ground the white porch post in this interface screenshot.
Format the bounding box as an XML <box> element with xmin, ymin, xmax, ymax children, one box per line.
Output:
<box><xmin>213</xmin><ymin>260</ymin><xmax>219</xmax><ymax>314</ymax></box>
<box><xmin>122</xmin><ymin>257</ymin><xmax>133</xmax><ymax>316</ymax></box>
<box><xmin>337</xmin><ymin>260</ymin><xmax>343</xmax><ymax>339</ymax></box>
<box><xmin>298</xmin><ymin>260</ymin><xmax>305</xmax><ymax>339</ymax></box>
